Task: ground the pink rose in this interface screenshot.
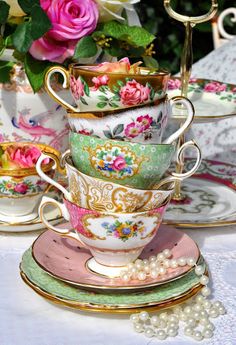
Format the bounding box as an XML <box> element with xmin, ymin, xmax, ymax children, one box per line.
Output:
<box><xmin>91</xmin><ymin>75</ymin><xmax>109</xmax><ymax>90</ymax></box>
<box><xmin>119</xmin><ymin>80</ymin><xmax>150</xmax><ymax>106</ymax></box>
<box><xmin>14</xmin><ymin>183</ymin><xmax>29</xmax><ymax>194</ymax></box>
<box><xmin>204</xmin><ymin>82</ymin><xmax>227</xmax><ymax>93</ymax></box>
<box><xmin>29</xmin><ymin>0</ymin><xmax>99</xmax><ymax>63</ymax></box>
<box><xmin>137</xmin><ymin>114</ymin><xmax>153</xmax><ymax>130</ymax></box>
<box><xmin>168</xmin><ymin>79</ymin><xmax>181</xmax><ymax>90</ymax></box>
<box><xmin>94</xmin><ymin>57</ymin><xmax>131</xmax><ymax>74</ymax></box>
<box><xmin>124</xmin><ymin>122</ymin><xmax>143</xmax><ymax>138</ymax></box>
<box><xmin>112</xmin><ymin>156</ymin><xmax>126</xmax><ymax>171</ymax></box>
<box><xmin>70</xmin><ymin>76</ymin><xmax>84</xmax><ymax>100</ymax></box>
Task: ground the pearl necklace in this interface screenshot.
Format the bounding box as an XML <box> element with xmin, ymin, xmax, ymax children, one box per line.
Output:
<box><xmin>119</xmin><ymin>248</ymin><xmax>226</xmax><ymax>341</ymax></box>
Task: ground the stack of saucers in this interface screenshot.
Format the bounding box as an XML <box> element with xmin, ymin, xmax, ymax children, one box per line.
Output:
<box><xmin>35</xmin><ymin>59</ymin><xmax>201</xmax><ymax>280</ymax></box>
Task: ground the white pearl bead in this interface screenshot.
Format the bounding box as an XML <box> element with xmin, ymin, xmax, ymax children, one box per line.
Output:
<box><xmin>157</xmin><ymin>253</ymin><xmax>165</xmax><ymax>261</ymax></box>
<box><xmin>130</xmin><ymin>314</ymin><xmax>139</xmax><ymax>322</ymax></box>
<box><xmin>156</xmin><ymin>329</ymin><xmax>167</xmax><ymax>340</ymax></box>
<box><xmin>168</xmin><ymin>321</ymin><xmax>179</xmax><ymax>330</ymax></box>
<box><xmin>200</xmin><ymin>275</ymin><xmax>209</xmax><ymax>285</ymax></box>
<box><xmin>193</xmin><ymin>330</ymin><xmax>203</xmax><ymax>341</ymax></box>
<box><xmin>187</xmin><ymin>257</ymin><xmax>196</xmax><ymax>266</ymax></box>
<box><xmin>135</xmin><ymin>263</ymin><xmax>144</xmax><ymax>270</ymax></box>
<box><xmin>177</xmin><ymin>257</ymin><xmax>187</xmax><ymax>266</ymax></box>
<box><xmin>159</xmin><ymin>312</ymin><xmax>168</xmax><ymax>320</ymax></box>
<box><xmin>209</xmin><ymin>308</ymin><xmax>219</xmax><ymax>318</ymax></box>
<box><xmin>196</xmin><ymin>295</ymin><xmax>205</xmax><ymax>304</ymax></box>
<box><xmin>179</xmin><ymin>313</ymin><xmax>188</xmax><ymax>321</ymax></box>
<box><xmin>200</xmin><ymin>310</ymin><xmax>208</xmax><ymax>318</ymax></box>
<box><xmin>199</xmin><ymin>317</ymin><xmax>210</xmax><ymax>326</ymax></box>
<box><xmin>187</xmin><ymin>318</ymin><xmax>197</xmax><ymax>328</ymax></box>
<box><xmin>195</xmin><ymin>265</ymin><xmax>205</xmax><ymax>276</ymax></box>
<box><xmin>159</xmin><ymin>320</ymin><xmax>167</xmax><ymax>328</ymax></box>
<box><xmin>149</xmin><ymin>255</ymin><xmax>157</xmax><ymax>262</ymax></box>
<box><xmin>167</xmin><ymin>327</ymin><xmax>178</xmax><ymax>337</ymax></box>
<box><xmin>159</xmin><ymin>266</ymin><xmax>167</xmax><ymax>275</ymax></box>
<box><xmin>173</xmin><ymin>306</ymin><xmax>182</xmax><ymax>315</ymax></box>
<box><xmin>135</xmin><ymin>259</ymin><xmax>143</xmax><ymax>266</ymax></box>
<box><xmin>213</xmin><ymin>301</ymin><xmax>222</xmax><ymax>308</ymax></box>
<box><xmin>150</xmin><ymin>315</ymin><xmax>159</xmax><ymax>326</ymax></box>
<box><xmin>163</xmin><ymin>249</ymin><xmax>172</xmax><ymax>258</ymax></box>
<box><xmin>193</xmin><ymin>304</ymin><xmax>202</xmax><ymax>312</ymax></box>
<box><xmin>184</xmin><ymin>326</ymin><xmax>193</xmax><ymax>336</ymax></box>
<box><xmin>150</xmin><ymin>261</ymin><xmax>157</xmax><ymax>269</ymax></box>
<box><xmin>201</xmin><ymin>287</ymin><xmax>211</xmax><ymax>297</ymax></box>
<box><xmin>130</xmin><ymin>267</ymin><xmax>138</xmax><ymax>274</ymax></box>
<box><xmin>137</xmin><ymin>271</ymin><xmax>146</xmax><ymax>281</ymax></box>
<box><xmin>144</xmin><ymin>327</ymin><xmax>154</xmax><ymax>338</ymax></box>
<box><xmin>143</xmin><ymin>264</ymin><xmax>150</xmax><ymax>273</ymax></box>
<box><xmin>133</xmin><ymin>323</ymin><xmax>144</xmax><ymax>333</ymax></box>
<box><xmin>139</xmin><ymin>311</ymin><xmax>149</xmax><ymax>321</ymax></box>
<box><xmin>150</xmin><ymin>269</ymin><xmax>159</xmax><ymax>279</ymax></box>
<box><xmin>121</xmin><ymin>273</ymin><xmax>131</xmax><ymax>282</ymax></box>
<box><xmin>163</xmin><ymin>259</ymin><xmax>170</xmax><ymax>268</ymax></box>
<box><xmin>184</xmin><ymin>306</ymin><xmax>192</xmax><ymax>315</ymax></box>
<box><xmin>204</xmin><ymin>322</ymin><xmax>215</xmax><ymax>331</ymax></box>
<box><xmin>169</xmin><ymin>259</ymin><xmax>178</xmax><ymax>268</ymax></box>
<box><xmin>193</xmin><ymin>311</ymin><xmax>200</xmax><ymax>320</ymax></box>
<box><xmin>169</xmin><ymin>314</ymin><xmax>179</xmax><ymax>323</ymax></box>
<box><xmin>218</xmin><ymin>306</ymin><xmax>226</xmax><ymax>315</ymax></box>
<box><xmin>143</xmin><ymin>259</ymin><xmax>149</xmax><ymax>265</ymax></box>
<box><xmin>203</xmin><ymin>299</ymin><xmax>212</xmax><ymax>309</ymax></box>
<box><xmin>202</xmin><ymin>329</ymin><xmax>213</xmax><ymax>339</ymax></box>
<box><xmin>127</xmin><ymin>262</ymin><xmax>134</xmax><ymax>269</ymax></box>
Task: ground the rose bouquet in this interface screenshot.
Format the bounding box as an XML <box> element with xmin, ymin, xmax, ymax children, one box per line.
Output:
<box><xmin>0</xmin><ymin>0</ymin><xmax>157</xmax><ymax>92</ymax></box>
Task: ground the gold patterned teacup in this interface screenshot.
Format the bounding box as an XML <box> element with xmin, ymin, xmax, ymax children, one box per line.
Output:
<box><xmin>44</xmin><ymin>64</ymin><xmax>170</xmax><ymax>113</ymax></box>
<box><xmin>36</xmin><ymin>152</ymin><xmax>175</xmax><ymax>213</ymax></box>
<box><xmin>0</xmin><ymin>142</ymin><xmax>60</xmax><ymax>222</ymax></box>
<box><xmin>39</xmin><ymin>195</ymin><xmax>170</xmax><ymax>276</ymax></box>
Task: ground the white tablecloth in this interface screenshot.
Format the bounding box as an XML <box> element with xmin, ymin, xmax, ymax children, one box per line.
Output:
<box><xmin>1</xmin><ymin>39</ymin><xmax>236</xmax><ymax>345</ymax></box>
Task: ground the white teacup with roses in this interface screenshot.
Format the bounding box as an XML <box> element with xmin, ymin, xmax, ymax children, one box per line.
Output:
<box><xmin>44</xmin><ymin>58</ymin><xmax>170</xmax><ymax>112</ymax></box>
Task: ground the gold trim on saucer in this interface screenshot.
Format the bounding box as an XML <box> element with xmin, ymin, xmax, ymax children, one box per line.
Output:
<box><xmin>20</xmin><ymin>270</ymin><xmax>203</xmax><ymax>314</ymax></box>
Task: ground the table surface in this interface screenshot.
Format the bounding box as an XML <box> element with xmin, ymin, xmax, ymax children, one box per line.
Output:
<box><xmin>1</xmin><ymin>39</ymin><xmax>236</xmax><ymax>345</ymax></box>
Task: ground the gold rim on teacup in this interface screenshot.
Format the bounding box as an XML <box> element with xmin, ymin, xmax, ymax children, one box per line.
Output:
<box><xmin>0</xmin><ymin>142</ymin><xmax>61</xmax><ymax>177</ymax></box>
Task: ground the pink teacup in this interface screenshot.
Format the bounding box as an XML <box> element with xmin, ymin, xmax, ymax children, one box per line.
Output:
<box><xmin>39</xmin><ymin>196</ymin><xmax>170</xmax><ymax>277</ymax></box>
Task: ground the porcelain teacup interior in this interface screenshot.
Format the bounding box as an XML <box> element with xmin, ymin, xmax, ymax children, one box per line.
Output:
<box><xmin>44</xmin><ymin>64</ymin><xmax>170</xmax><ymax>113</ymax></box>
<box><xmin>39</xmin><ymin>195</ymin><xmax>170</xmax><ymax>277</ymax></box>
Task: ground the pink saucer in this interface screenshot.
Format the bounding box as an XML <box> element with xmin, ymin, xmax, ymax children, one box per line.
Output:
<box><xmin>32</xmin><ymin>224</ymin><xmax>200</xmax><ymax>291</ymax></box>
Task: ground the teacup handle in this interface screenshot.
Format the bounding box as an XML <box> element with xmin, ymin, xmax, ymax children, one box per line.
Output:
<box><xmin>153</xmin><ymin>140</ymin><xmax>201</xmax><ymax>189</ymax></box>
<box><xmin>163</xmin><ymin>96</ymin><xmax>194</xmax><ymax>144</ymax></box>
<box><xmin>39</xmin><ymin>196</ymin><xmax>86</xmax><ymax>245</ymax></box>
<box><xmin>36</xmin><ymin>152</ymin><xmax>72</xmax><ymax>202</ymax></box>
<box><xmin>44</xmin><ymin>66</ymin><xmax>79</xmax><ymax>112</ymax></box>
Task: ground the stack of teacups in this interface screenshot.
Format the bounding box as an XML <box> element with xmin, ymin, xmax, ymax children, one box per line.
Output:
<box><xmin>37</xmin><ymin>61</ymin><xmax>201</xmax><ymax>277</ymax></box>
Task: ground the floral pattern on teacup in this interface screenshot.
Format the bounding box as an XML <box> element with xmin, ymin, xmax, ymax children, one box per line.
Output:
<box><xmin>101</xmin><ymin>219</ymin><xmax>146</xmax><ymax>242</ymax></box>
<box><xmin>69</xmin><ymin>75</ymin><xmax>161</xmax><ymax>110</ymax></box>
<box><xmin>0</xmin><ymin>178</ymin><xmax>46</xmax><ymax>196</ymax></box>
<box><xmin>85</xmin><ymin>143</ymin><xmax>143</xmax><ymax>180</ymax></box>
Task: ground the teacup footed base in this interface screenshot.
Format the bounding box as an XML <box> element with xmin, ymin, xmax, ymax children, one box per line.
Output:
<box><xmin>0</xmin><ymin>210</ymin><xmax>39</xmax><ymax>224</ymax></box>
<box><xmin>86</xmin><ymin>258</ymin><xmax>128</xmax><ymax>278</ymax></box>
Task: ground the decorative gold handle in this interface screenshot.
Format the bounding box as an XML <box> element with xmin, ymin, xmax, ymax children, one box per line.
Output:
<box><xmin>44</xmin><ymin>66</ymin><xmax>79</xmax><ymax>112</ymax></box>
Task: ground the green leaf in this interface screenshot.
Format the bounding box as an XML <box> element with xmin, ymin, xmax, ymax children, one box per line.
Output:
<box><xmin>109</xmin><ymin>102</ymin><xmax>119</xmax><ymax>108</ymax></box>
<box><xmin>31</xmin><ymin>4</ymin><xmax>51</xmax><ymax>40</ymax></box>
<box><xmin>0</xmin><ymin>1</ymin><xmax>10</xmax><ymax>24</ymax></box>
<box><xmin>143</xmin><ymin>56</ymin><xmax>159</xmax><ymax>69</ymax></box>
<box><xmin>24</xmin><ymin>53</ymin><xmax>52</xmax><ymax>92</ymax></box>
<box><xmin>111</xmin><ymin>94</ymin><xmax>120</xmax><ymax>101</ymax></box>
<box><xmin>18</xmin><ymin>0</ymin><xmax>40</xmax><ymax>14</ymax></box>
<box><xmin>83</xmin><ymin>81</ymin><xmax>90</xmax><ymax>97</ymax></box>
<box><xmin>113</xmin><ymin>124</ymin><xmax>124</xmax><ymax>136</ymax></box>
<box><xmin>80</xmin><ymin>96</ymin><xmax>88</xmax><ymax>105</ymax></box>
<box><xmin>98</xmin><ymin>95</ymin><xmax>108</xmax><ymax>101</ymax></box>
<box><xmin>100</xmin><ymin>21</ymin><xmax>155</xmax><ymax>47</ymax></box>
<box><xmin>97</xmin><ymin>102</ymin><xmax>107</xmax><ymax>109</ymax></box>
<box><xmin>0</xmin><ymin>36</ymin><xmax>5</xmax><ymax>56</ymax></box>
<box><xmin>103</xmin><ymin>130</ymin><xmax>112</xmax><ymax>139</ymax></box>
<box><xmin>0</xmin><ymin>61</ymin><xmax>14</xmax><ymax>83</ymax></box>
<box><xmin>12</xmin><ymin>22</ymin><xmax>33</xmax><ymax>53</ymax></box>
<box><xmin>117</xmin><ymin>80</ymin><xmax>124</xmax><ymax>87</ymax></box>
<box><xmin>73</xmin><ymin>36</ymin><xmax>98</xmax><ymax>60</ymax></box>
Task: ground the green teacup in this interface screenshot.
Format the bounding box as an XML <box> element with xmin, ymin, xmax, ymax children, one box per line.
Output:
<box><xmin>69</xmin><ymin>132</ymin><xmax>177</xmax><ymax>189</ymax></box>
